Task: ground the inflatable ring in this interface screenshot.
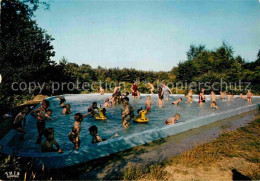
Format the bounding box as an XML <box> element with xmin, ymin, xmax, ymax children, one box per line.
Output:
<box><xmin>133</xmin><ymin>117</ymin><xmax>149</xmax><ymax>123</ymax></box>
<box><xmin>95</xmin><ymin>116</ymin><xmax>107</xmax><ymax>120</ymax></box>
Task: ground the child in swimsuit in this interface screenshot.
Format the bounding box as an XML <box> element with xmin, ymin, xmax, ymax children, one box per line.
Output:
<box><xmin>210</xmin><ymin>91</ymin><xmax>218</xmax><ymax>102</ymax></box>
<box><xmin>172</xmin><ymin>98</ymin><xmax>182</xmax><ymax>105</ymax></box>
<box><xmin>100</xmin><ymin>86</ymin><xmax>105</xmax><ymax>95</ymax></box>
<box><xmin>240</xmin><ymin>93</ymin><xmax>246</xmax><ymax>99</ymax></box>
<box><xmin>89</xmin><ymin>125</ymin><xmax>118</xmax><ymax>144</ymax></box>
<box><xmin>62</xmin><ymin>104</ymin><xmax>71</xmax><ymax>115</ymax></box>
<box><xmin>104</xmin><ymin>98</ymin><xmax>112</xmax><ymax>107</ymax></box>
<box><xmin>145</xmin><ymin>95</ymin><xmax>153</xmax><ymax>111</ymax></box>
<box><xmin>12</xmin><ymin>107</ymin><xmax>29</xmax><ymax>138</ymax></box>
<box><xmin>157</xmin><ymin>97</ymin><xmax>164</xmax><ymax>108</ymax></box>
<box><xmin>41</xmin><ymin>128</ymin><xmax>63</xmax><ymax>153</ymax></box>
<box><xmin>165</xmin><ymin>113</ymin><xmax>180</xmax><ymax>125</ymax></box>
<box><xmin>131</xmin><ymin>82</ymin><xmax>138</xmax><ymax>99</ymax></box>
<box><xmin>246</xmin><ymin>90</ymin><xmax>253</xmax><ymax>103</ymax></box>
<box><xmin>220</xmin><ymin>91</ymin><xmax>225</xmax><ymax>100</ymax></box>
<box><xmin>227</xmin><ymin>92</ymin><xmax>232</xmax><ymax>102</ymax></box>
<box><xmin>198</xmin><ymin>92</ymin><xmax>205</xmax><ymax>106</ymax></box>
<box><xmin>185</xmin><ymin>90</ymin><xmax>193</xmax><ymax>103</ymax></box>
<box><xmin>148</xmin><ymin>82</ymin><xmax>154</xmax><ymax>94</ymax></box>
<box><xmin>56</xmin><ymin>95</ymin><xmax>66</xmax><ymax>108</ymax></box>
<box><xmin>210</xmin><ymin>101</ymin><xmax>218</xmax><ymax>109</ymax></box>
<box><xmin>121</xmin><ymin>101</ymin><xmax>135</xmax><ymax>128</ymax></box>
<box><xmin>68</xmin><ymin>113</ymin><xmax>83</xmax><ymax>149</ymax></box>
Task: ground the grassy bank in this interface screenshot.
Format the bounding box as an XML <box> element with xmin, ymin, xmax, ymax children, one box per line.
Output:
<box><xmin>123</xmin><ymin>114</ymin><xmax>260</xmax><ymax>180</ymax></box>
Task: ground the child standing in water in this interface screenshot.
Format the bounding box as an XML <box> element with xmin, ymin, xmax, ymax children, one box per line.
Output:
<box><xmin>12</xmin><ymin>107</ymin><xmax>29</xmax><ymax>139</ymax></box>
<box><xmin>68</xmin><ymin>113</ymin><xmax>84</xmax><ymax>149</ymax></box>
<box><xmin>172</xmin><ymin>98</ymin><xmax>182</xmax><ymax>105</ymax></box>
<box><xmin>104</xmin><ymin>98</ymin><xmax>112</xmax><ymax>107</ymax></box>
<box><xmin>62</xmin><ymin>104</ymin><xmax>71</xmax><ymax>115</ymax></box>
<box><xmin>246</xmin><ymin>90</ymin><xmax>253</xmax><ymax>103</ymax></box>
<box><xmin>157</xmin><ymin>97</ymin><xmax>164</xmax><ymax>107</ymax></box>
<box><xmin>210</xmin><ymin>91</ymin><xmax>218</xmax><ymax>102</ymax></box>
<box><xmin>145</xmin><ymin>95</ymin><xmax>153</xmax><ymax>111</ymax></box>
<box><xmin>100</xmin><ymin>86</ymin><xmax>105</xmax><ymax>95</ymax></box>
<box><xmin>89</xmin><ymin>125</ymin><xmax>118</xmax><ymax>144</ymax></box>
<box><xmin>220</xmin><ymin>91</ymin><xmax>225</xmax><ymax>100</ymax></box>
<box><xmin>41</xmin><ymin>128</ymin><xmax>63</xmax><ymax>153</ymax></box>
<box><xmin>121</xmin><ymin>100</ymin><xmax>135</xmax><ymax>128</ymax></box>
<box><xmin>165</xmin><ymin>113</ymin><xmax>181</xmax><ymax>125</ymax></box>
<box><xmin>56</xmin><ymin>95</ymin><xmax>66</xmax><ymax>108</ymax></box>
<box><xmin>185</xmin><ymin>90</ymin><xmax>193</xmax><ymax>103</ymax></box>
<box><xmin>227</xmin><ymin>92</ymin><xmax>232</xmax><ymax>101</ymax></box>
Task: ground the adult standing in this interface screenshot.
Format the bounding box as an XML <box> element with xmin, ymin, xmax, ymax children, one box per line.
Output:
<box><xmin>131</xmin><ymin>81</ymin><xmax>138</xmax><ymax>100</ymax></box>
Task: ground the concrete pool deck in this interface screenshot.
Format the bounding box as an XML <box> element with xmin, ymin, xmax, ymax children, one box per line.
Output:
<box><xmin>0</xmin><ymin>95</ymin><xmax>259</xmax><ymax>168</ymax></box>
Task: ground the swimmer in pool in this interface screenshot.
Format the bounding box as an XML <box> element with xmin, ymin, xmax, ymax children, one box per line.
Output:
<box><xmin>210</xmin><ymin>91</ymin><xmax>218</xmax><ymax>102</ymax></box>
<box><xmin>89</xmin><ymin>125</ymin><xmax>118</xmax><ymax>144</ymax></box>
<box><xmin>62</xmin><ymin>104</ymin><xmax>71</xmax><ymax>115</ymax></box>
<box><xmin>172</xmin><ymin>98</ymin><xmax>182</xmax><ymax>105</ymax></box>
<box><xmin>41</xmin><ymin>128</ymin><xmax>63</xmax><ymax>153</ymax></box>
<box><xmin>104</xmin><ymin>98</ymin><xmax>112</xmax><ymax>108</ymax></box>
<box><xmin>68</xmin><ymin>113</ymin><xmax>84</xmax><ymax>149</ymax></box>
<box><xmin>210</xmin><ymin>101</ymin><xmax>219</xmax><ymax>109</ymax></box>
<box><xmin>246</xmin><ymin>90</ymin><xmax>253</xmax><ymax>103</ymax></box>
<box><xmin>240</xmin><ymin>93</ymin><xmax>246</xmax><ymax>99</ymax></box>
<box><xmin>165</xmin><ymin>113</ymin><xmax>181</xmax><ymax>125</ymax></box>
<box><xmin>84</xmin><ymin>102</ymin><xmax>99</xmax><ymax>118</ymax></box>
<box><xmin>145</xmin><ymin>95</ymin><xmax>153</xmax><ymax>111</ymax></box>
<box><xmin>147</xmin><ymin>82</ymin><xmax>154</xmax><ymax>94</ymax></box>
<box><xmin>157</xmin><ymin>97</ymin><xmax>164</xmax><ymax>108</ymax></box>
<box><xmin>121</xmin><ymin>100</ymin><xmax>135</xmax><ymax>128</ymax></box>
<box><xmin>220</xmin><ymin>91</ymin><xmax>226</xmax><ymax>100</ymax></box>
<box><xmin>227</xmin><ymin>91</ymin><xmax>232</xmax><ymax>102</ymax></box>
<box><xmin>56</xmin><ymin>95</ymin><xmax>66</xmax><ymax>108</ymax></box>
<box><xmin>185</xmin><ymin>90</ymin><xmax>193</xmax><ymax>103</ymax></box>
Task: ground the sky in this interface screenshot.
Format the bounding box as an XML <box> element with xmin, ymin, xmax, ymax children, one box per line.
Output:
<box><xmin>34</xmin><ymin>0</ymin><xmax>260</xmax><ymax>71</ymax></box>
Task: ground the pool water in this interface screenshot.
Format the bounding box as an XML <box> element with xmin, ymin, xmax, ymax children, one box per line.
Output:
<box><xmin>7</xmin><ymin>94</ymin><xmax>260</xmax><ymax>153</ymax></box>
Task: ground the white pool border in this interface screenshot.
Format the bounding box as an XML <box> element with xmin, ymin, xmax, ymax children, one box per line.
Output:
<box><xmin>0</xmin><ymin>94</ymin><xmax>259</xmax><ymax>168</ymax></box>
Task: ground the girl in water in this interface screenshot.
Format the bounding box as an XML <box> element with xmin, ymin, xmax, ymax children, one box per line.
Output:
<box><xmin>246</xmin><ymin>90</ymin><xmax>253</xmax><ymax>103</ymax></box>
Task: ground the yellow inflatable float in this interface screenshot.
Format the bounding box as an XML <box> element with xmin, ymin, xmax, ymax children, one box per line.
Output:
<box><xmin>95</xmin><ymin>107</ymin><xmax>107</xmax><ymax>120</ymax></box>
<box><xmin>133</xmin><ymin>109</ymin><xmax>149</xmax><ymax>123</ymax></box>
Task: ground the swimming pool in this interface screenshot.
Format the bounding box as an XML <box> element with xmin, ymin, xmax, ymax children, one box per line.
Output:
<box><xmin>0</xmin><ymin>94</ymin><xmax>259</xmax><ymax>168</ymax></box>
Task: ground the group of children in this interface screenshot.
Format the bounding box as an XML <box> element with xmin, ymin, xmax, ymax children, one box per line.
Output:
<box><xmin>12</xmin><ymin>86</ymin><xmax>254</xmax><ymax>153</ymax></box>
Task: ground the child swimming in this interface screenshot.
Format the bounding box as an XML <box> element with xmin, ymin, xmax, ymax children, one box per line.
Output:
<box><xmin>104</xmin><ymin>98</ymin><xmax>112</xmax><ymax>107</ymax></box>
<box><xmin>89</xmin><ymin>125</ymin><xmax>118</xmax><ymax>144</ymax></box>
<box><xmin>165</xmin><ymin>113</ymin><xmax>181</xmax><ymax>125</ymax></box>
<box><xmin>145</xmin><ymin>95</ymin><xmax>153</xmax><ymax>111</ymax></box>
<box><xmin>56</xmin><ymin>95</ymin><xmax>66</xmax><ymax>108</ymax></box>
<box><xmin>172</xmin><ymin>98</ymin><xmax>182</xmax><ymax>105</ymax></box>
<box><xmin>84</xmin><ymin>102</ymin><xmax>99</xmax><ymax>118</ymax></box>
<box><xmin>246</xmin><ymin>90</ymin><xmax>253</xmax><ymax>103</ymax></box>
<box><xmin>68</xmin><ymin>113</ymin><xmax>84</xmax><ymax>149</ymax></box>
<box><xmin>62</xmin><ymin>104</ymin><xmax>71</xmax><ymax>115</ymax></box>
<box><xmin>121</xmin><ymin>100</ymin><xmax>135</xmax><ymax>128</ymax></box>
<box><xmin>41</xmin><ymin>128</ymin><xmax>63</xmax><ymax>153</ymax></box>
<box><xmin>210</xmin><ymin>101</ymin><xmax>219</xmax><ymax>109</ymax></box>
<box><xmin>157</xmin><ymin>97</ymin><xmax>164</xmax><ymax>107</ymax></box>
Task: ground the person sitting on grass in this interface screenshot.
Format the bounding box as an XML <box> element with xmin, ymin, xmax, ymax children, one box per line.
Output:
<box><xmin>172</xmin><ymin>98</ymin><xmax>182</xmax><ymax>105</ymax></box>
<box><xmin>68</xmin><ymin>113</ymin><xmax>84</xmax><ymax>149</ymax></box>
<box><xmin>89</xmin><ymin>125</ymin><xmax>118</xmax><ymax>144</ymax></box>
<box><xmin>165</xmin><ymin>113</ymin><xmax>181</xmax><ymax>125</ymax></box>
<box><xmin>41</xmin><ymin>128</ymin><xmax>63</xmax><ymax>153</ymax></box>
<box><xmin>12</xmin><ymin>107</ymin><xmax>29</xmax><ymax>139</ymax></box>
<box><xmin>62</xmin><ymin>104</ymin><xmax>71</xmax><ymax>115</ymax></box>
<box><xmin>210</xmin><ymin>101</ymin><xmax>219</xmax><ymax>109</ymax></box>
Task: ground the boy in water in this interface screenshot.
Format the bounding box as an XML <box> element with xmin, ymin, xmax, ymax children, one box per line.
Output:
<box><xmin>210</xmin><ymin>91</ymin><xmax>218</xmax><ymax>102</ymax></box>
<box><xmin>220</xmin><ymin>91</ymin><xmax>225</xmax><ymax>100</ymax></box>
<box><xmin>210</xmin><ymin>101</ymin><xmax>219</xmax><ymax>109</ymax></box>
<box><xmin>62</xmin><ymin>104</ymin><xmax>71</xmax><ymax>115</ymax></box>
<box><xmin>157</xmin><ymin>97</ymin><xmax>164</xmax><ymax>107</ymax></box>
<box><xmin>56</xmin><ymin>95</ymin><xmax>66</xmax><ymax>108</ymax></box>
<box><xmin>89</xmin><ymin>125</ymin><xmax>118</xmax><ymax>144</ymax></box>
<box><xmin>145</xmin><ymin>95</ymin><xmax>153</xmax><ymax>111</ymax></box>
<box><xmin>172</xmin><ymin>98</ymin><xmax>182</xmax><ymax>105</ymax></box>
<box><xmin>68</xmin><ymin>113</ymin><xmax>84</xmax><ymax>149</ymax></box>
<box><xmin>84</xmin><ymin>102</ymin><xmax>99</xmax><ymax>118</ymax></box>
<box><xmin>240</xmin><ymin>93</ymin><xmax>246</xmax><ymax>99</ymax></box>
<box><xmin>227</xmin><ymin>91</ymin><xmax>232</xmax><ymax>101</ymax></box>
<box><xmin>12</xmin><ymin>107</ymin><xmax>29</xmax><ymax>138</ymax></box>
<box><xmin>104</xmin><ymin>98</ymin><xmax>112</xmax><ymax>107</ymax></box>
<box><xmin>246</xmin><ymin>90</ymin><xmax>253</xmax><ymax>103</ymax></box>
<box><xmin>148</xmin><ymin>82</ymin><xmax>154</xmax><ymax>94</ymax></box>
<box><xmin>121</xmin><ymin>100</ymin><xmax>135</xmax><ymax>128</ymax></box>
<box><xmin>100</xmin><ymin>86</ymin><xmax>105</xmax><ymax>95</ymax></box>
<box><xmin>165</xmin><ymin>113</ymin><xmax>181</xmax><ymax>125</ymax></box>
<box><xmin>185</xmin><ymin>90</ymin><xmax>193</xmax><ymax>103</ymax></box>
<box><xmin>41</xmin><ymin>128</ymin><xmax>63</xmax><ymax>153</ymax></box>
